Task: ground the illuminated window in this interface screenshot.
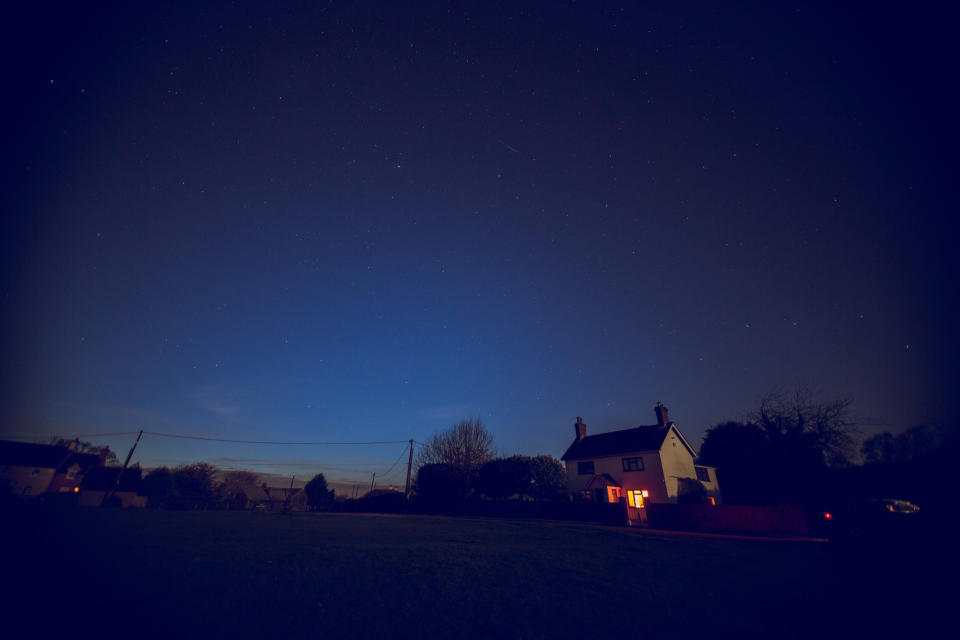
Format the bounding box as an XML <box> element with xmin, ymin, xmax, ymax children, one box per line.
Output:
<box><xmin>577</xmin><ymin>461</ymin><xmax>595</xmax><ymax>475</ymax></box>
<box><xmin>622</xmin><ymin>457</ymin><xmax>644</xmax><ymax>472</ymax></box>
<box><xmin>695</xmin><ymin>467</ymin><xmax>710</xmax><ymax>482</ymax></box>
<box><xmin>607</xmin><ymin>486</ymin><xmax>621</xmax><ymax>502</ymax></box>
<box><xmin>628</xmin><ymin>490</ymin><xmax>645</xmax><ymax>508</ymax></box>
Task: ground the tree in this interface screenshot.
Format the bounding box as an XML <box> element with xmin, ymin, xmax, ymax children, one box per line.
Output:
<box><xmin>861</xmin><ymin>425</ymin><xmax>941</xmax><ymax>465</ymax></box>
<box><xmin>474</xmin><ymin>454</ymin><xmax>567</xmax><ymax>501</ymax></box>
<box><xmin>416</xmin><ymin>418</ymin><xmax>495</xmax><ymax>477</ymax></box>
<box><xmin>699</xmin><ymin>388</ymin><xmax>858</xmax><ymax>506</ymax></box>
<box><xmin>528</xmin><ymin>455</ymin><xmax>567</xmax><ymax>500</ymax></box>
<box><xmin>48</xmin><ymin>438</ymin><xmax>119</xmax><ymax>466</ymax></box>
<box><xmin>754</xmin><ymin>387</ymin><xmax>857</xmax><ymax>467</ymax></box>
<box><xmin>219</xmin><ymin>470</ymin><xmax>260</xmax><ymax>509</ymax></box>
<box><xmin>414</xmin><ymin>463</ymin><xmax>469</xmax><ymax>502</ymax></box>
<box><xmin>699</xmin><ymin>421</ymin><xmax>776</xmax><ymax>505</ymax></box>
<box><xmin>476</xmin><ymin>457</ymin><xmax>530</xmax><ymax>499</ymax></box>
<box><xmin>141</xmin><ymin>467</ymin><xmax>175</xmax><ymax>508</ymax></box>
<box><xmin>171</xmin><ymin>463</ymin><xmax>218</xmax><ymax>510</ymax></box>
<box><xmin>304</xmin><ymin>473</ymin><xmax>334</xmax><ymax>511</ymax></box>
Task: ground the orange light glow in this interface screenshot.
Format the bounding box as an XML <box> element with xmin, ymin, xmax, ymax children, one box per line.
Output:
<box><xmin>641</xmin><ymin>490</ymin><xmax>649</xmax><ymax>498</ymax></box>
<box><xmin>74</xmin><ymin>487</ymin><xmax>79</xmax><ymax>493</ymax></box>
<box><xmin>823</xmin><ymin>511</ymin><xmax>832</xmax><ymax>520</ymax></box>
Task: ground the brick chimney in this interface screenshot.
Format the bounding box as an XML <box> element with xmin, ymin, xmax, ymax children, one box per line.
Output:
<box><xmin>655</xmin><ymin>403</ymin><xmax>670</xmax><ymax>426</ymax></box>
<box><xmin>574</xmin><ymin>416</ymin><xmax>587</xmax><ymax>440</ymax></box>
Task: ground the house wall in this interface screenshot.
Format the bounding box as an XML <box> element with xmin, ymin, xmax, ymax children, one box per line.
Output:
<box><xmin>0</xmin><ymin>465</ymin><xmax>55</xmax><ymax>497</ymax></box>
<box><xmin>658</xmin><ymin>427</ymin><xmax>699</xmax><ymax>501</ymax></box>
<box><xmin>47</xmin><ymin>472</ymin><xmax>84</xmax><ymax>494</ymax></box>
<box><xmin>696</xmin><ymin>466</ymin><xmax>722</xmax><ymax>505</ymax></box>
<box><xmin>564</xmin><ymin>451</ymin><xmax>670</xmax><ymax>503</ymax></box>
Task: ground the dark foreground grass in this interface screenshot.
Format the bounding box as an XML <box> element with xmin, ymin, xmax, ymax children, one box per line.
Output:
<box><xmin>8</xmin><ymin>508</ymin><xmax>929</xmax><ymax>639</ymax></box>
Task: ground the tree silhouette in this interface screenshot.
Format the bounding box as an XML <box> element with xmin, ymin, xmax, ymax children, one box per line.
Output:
<box><xmin>48</xmin><ymin>438</ymin><xmax>119</xmax><ymax>465</ymax></box>
<box><xmin>304</xmin><ymin>473</ymin><xmax>334</xmax><ymax>511</ymax></box>
<box><xmin>416</xmin><ymin>417</ymin><xmax>495</xmax><ymax>477</ymax></box>
<box><xmin>219</xmin><ymin>470</ymin><xmax>260</xmax><ymax>509</ymax></box>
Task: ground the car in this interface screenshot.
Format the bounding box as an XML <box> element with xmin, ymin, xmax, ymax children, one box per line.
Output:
<box><xmin>812</xmin><ymin>497</ymin><xmax>922</xmax><ymax>540</ymax></box>
<box><xmin>868</xmin><ymin>498</ymin><xmax>920</xmax><ymax>514</ymax></box>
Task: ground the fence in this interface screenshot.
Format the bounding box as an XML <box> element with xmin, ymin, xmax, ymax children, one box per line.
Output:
<box><xmin>645</xmin><ymin>503</ymin><xmax>811</xmax><ymax>536</ymax></box>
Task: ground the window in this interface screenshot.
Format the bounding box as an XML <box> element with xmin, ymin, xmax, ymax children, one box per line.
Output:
<box><xmin>627</xmin><ymin>490</ymin><xmax>645</xmax><ymax>508</ymax></box>
<box><xmin>577</xmin><ymin>461</ymin><xmax>595</xmax><ymax>475</ymax></box>
<box><xmin>695</xmin><ymin>466</ymin><xmax>710</xmax><ymax>482</ymax></box>
<box><xmin>622</xmin><ymin>457</ymin><xmax>644</xmax><ymax>472</ymax></box>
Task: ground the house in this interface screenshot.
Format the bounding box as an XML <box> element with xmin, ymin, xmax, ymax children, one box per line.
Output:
<box><xmin>77</xmin><ymin>465</ymin><xmax>147</xmax><ymax>508</ymax></box>
<box><xmin>560</xmin><ymin>404</ymin><xmax>721</xmax><ymax>510</ymax></box>
<box><xmin>246</xmin><ymin>484</ymin><xmax>308</xmax><ymax>512</ymax></box>
<box><xmin>0</xmin><ymin>440</ymin><xmax>104</xmax><ymax>498</ymax></box>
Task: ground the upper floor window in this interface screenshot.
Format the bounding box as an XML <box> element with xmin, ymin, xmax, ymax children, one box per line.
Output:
<box><xmin>695</xmin><ymin>466</ymin><xmax>711</xmax><ymax>482</ymax></box>
<box><xmin>577</xmin><ymin>461</ymin><xmax>595</xmax><ymax>475</ymax></box>
<box><xmin>622</xmin><ymin>457</ymin><xmax>644</xmax><ymax>472</ymax></box>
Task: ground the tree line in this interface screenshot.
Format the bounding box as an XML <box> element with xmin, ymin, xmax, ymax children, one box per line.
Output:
<box><xmin>413</xmin><ymin>417</ymin><xmax>566</xmax><ymax>503</ymax></box>
<box><xmin>33</xmin><ymin>386</ymin><xmax>950</xmax><ymax>514</ymax></box>
<box><xmin>697</xmin><ymin>387</ymin><xmax>950</xmax><ymax>510</ymax></box>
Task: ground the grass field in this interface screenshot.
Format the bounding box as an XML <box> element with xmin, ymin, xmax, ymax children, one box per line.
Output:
<box><xmin>9</xmin><ymin>508</ymin><xmax>925</xmax><ymax>639</ymax></box>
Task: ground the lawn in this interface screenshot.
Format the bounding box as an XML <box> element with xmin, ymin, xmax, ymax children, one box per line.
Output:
<box><xmin>9</xmin><ymin>508</ymin><xmax>921</xmax><ymax>639</ymax></box>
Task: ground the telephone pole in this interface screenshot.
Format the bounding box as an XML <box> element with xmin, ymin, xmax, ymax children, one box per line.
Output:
<box><xmin>102</xmin><ymin>429</ymin><xmax>143</xmax><ymax>506</ymax></box>
<box><xmin>369</xmin><ymin>472</ymin><xmax>376</xmax><ymax>494</ymax></box>
<box><xmin>404</xmin><ymin>439</ymin><xmax>414</xmax><ymax>499</ymax></box>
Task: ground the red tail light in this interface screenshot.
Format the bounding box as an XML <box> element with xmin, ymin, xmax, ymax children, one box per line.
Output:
<box><xmin>823</xmin><ymin>511</ymin><xmax>833</xmax><ymax>520</ymax></box>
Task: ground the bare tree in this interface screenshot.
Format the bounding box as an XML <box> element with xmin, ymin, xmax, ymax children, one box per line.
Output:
<box><xmin>754</xmin><ymin>386</ymin><xmax>858</xmax><ymax>467</ymax></box>
<box><xmin>48</xmin><ymin>438</ymin><xmax>119</xmax><ymax>465</ymax></box>
<box><xmin>416</xmin><ymin>417</ymin><xmax>495</xmax><ymax>475</ymax></box>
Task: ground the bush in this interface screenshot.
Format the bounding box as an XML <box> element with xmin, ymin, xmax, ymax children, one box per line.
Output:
<box><xmin>414</xmin><ymin>463</ymin><xmax>469</xmax><ymax>503</ymax></box>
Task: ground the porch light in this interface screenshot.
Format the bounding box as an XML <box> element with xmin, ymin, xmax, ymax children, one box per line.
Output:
<box><xmin>74</xmin><ymin>487</ymin><xmax>79</xmax><ymax>493</ymax></box>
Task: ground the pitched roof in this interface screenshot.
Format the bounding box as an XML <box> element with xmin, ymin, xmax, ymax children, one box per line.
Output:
<box><xmin>560</xmin><ymin>424</ymin><xmax>671</xmax><ymax>460</ymax></box>
<box><xmin>0</xmin><ymin>440</ymin><xmax>101</xmax><ymax>472</ymax></box>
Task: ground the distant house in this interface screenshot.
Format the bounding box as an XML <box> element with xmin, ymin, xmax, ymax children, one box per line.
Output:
<box><xmin>246</xmin><ymin>484</ymin><xmax>308</xmax><ymax>512</ymax></box>
<box><xmin>560</xmin><ymin>404</ymin><xmax>721</xmax><ymax>510</ymax></box>
<box><xmin>0</xmin><ymin>440</ymin><xmax>104</xmax><ymax>498</ymax></box>
<box><xmin>77</xmin><ymin>466</ymin><xmax>147</xmax><ymax>508</ymax></box>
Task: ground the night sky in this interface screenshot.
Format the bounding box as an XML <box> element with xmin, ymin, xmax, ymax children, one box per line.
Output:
<box><xmin>2</xmin><ymin>2</ymin><xmax>955</xmax><ymax>486</ymax></box>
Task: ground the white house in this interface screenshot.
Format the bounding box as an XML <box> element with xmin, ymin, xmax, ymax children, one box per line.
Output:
<box><xmin>560</xmin><ymin>404</ymin><xmax>721</xmax><ymax>508</ymax></box>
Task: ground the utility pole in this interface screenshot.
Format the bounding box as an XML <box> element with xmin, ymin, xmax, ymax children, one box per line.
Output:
<box><xmin>102</xmin><ymin>429</ymin><xmax>143</xmax><ymax>507</ymax></box>
<box><xmin>369</xmin><ymin>472</ymin><xmax>376</xmax><ymax>494</ymax></box>
<box><xmin>404</xmin><ymin>439</ymin><xmax>414</xmax><ymax>499</ymax></box>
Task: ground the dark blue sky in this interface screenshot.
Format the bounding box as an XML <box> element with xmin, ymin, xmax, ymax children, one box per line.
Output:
<box><xmin>2</xmin><ymin>2</ymin><xmax>955</xmax><ymax>484</ymax></box>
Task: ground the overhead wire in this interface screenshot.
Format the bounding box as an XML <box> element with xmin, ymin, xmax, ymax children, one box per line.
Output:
<box><xmin>1</xmin><ymin>431</ymin><xmax>141</xmax><ymax>440</ymax></box>
<box><xmin>142</xmin><ymin>431</ymin><xmax>409</xmax><ymax>445</ymax></box>
<box><xmin>378</xmin><ymin>445</ymin><xmax>411</xmax><ymax>478</ymax></box>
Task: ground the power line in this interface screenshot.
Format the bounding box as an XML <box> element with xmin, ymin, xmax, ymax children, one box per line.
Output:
<box><xmin>378</xmin><ymin>446</ymin><xmax>410</xmax><ymax>477</ymax></box>
<box><xmin>142</xmin><ymin>431</ymin><xmax>410</xmax><ymax>445</ymax></box>
<box><xmin>2</xmin><ymin>431</ymin><xmax>141</xmax><ymax>440</ymax></box>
